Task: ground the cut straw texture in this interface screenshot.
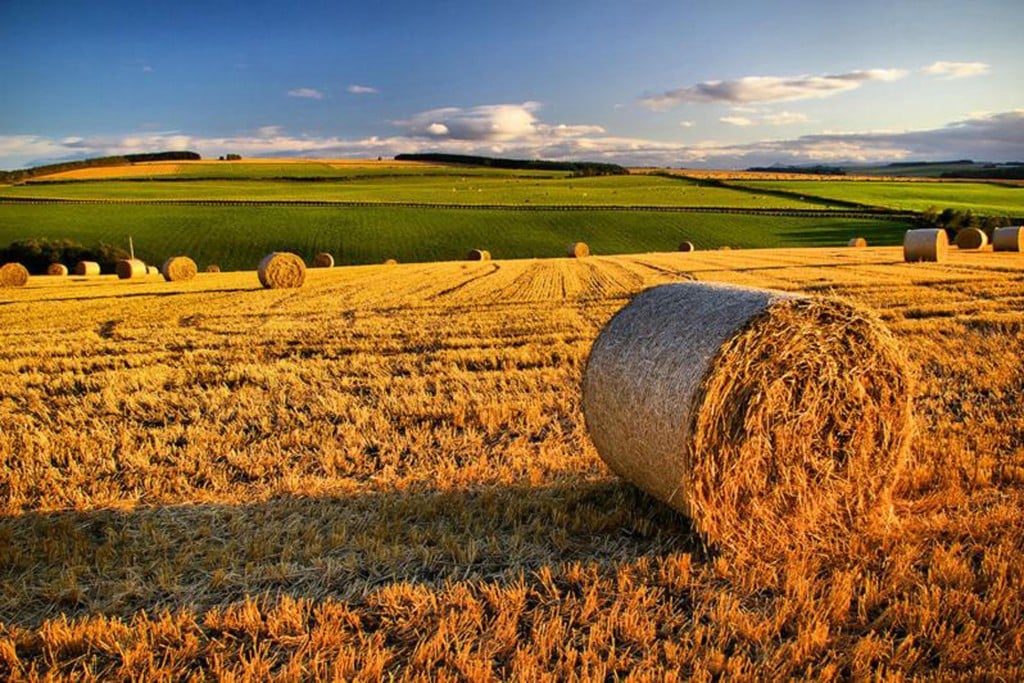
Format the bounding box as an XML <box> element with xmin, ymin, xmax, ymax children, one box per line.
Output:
<box><xmin>567</xmin><ymin>242</ymin><xmax>590</xmax><ymax>258</ymax></box>
<box><xmin>582</xmin><ymin>281</ymin><xmax>913</xmax><ymax>555</ymax></box>
<box><xmin>161</xmin><ymin>256</ymin><xmax>198</xmax><ymax>282</ymax></box>
<box><xmin>678</xmin><ymin>241</ymin><xmax>695</xmax><ymax>252</ymax></box>
<box><xmin>313</xmin><ymin>252</ymin><xmax>335</xmax><ymax>268</ymax></box>
<box><xmin>993</xmin><ymin>226</ymin><xmax>1023</xmax><ymax>252</ymax></box>
<box><xmin>847</xmin><ymin>237</ymin><xmax>868</xmax><ymax>248</ymax></box>
<box><xmin>116</xmin><ymin>259</ymin><xmax>148</xmax><ymax>280</ymax></box>
<box><xmin>73</xmin><ymin>261</ymin><xmax>101</xmax><ymax>276</ymax></box>
<box><xmin>47</xmin><ymin>263</ymin><xmax>68</xmax><ymax>276</ymax></box>
<box><xmin>467</xmin><ymin>249</ymin><xmax>491</xmax><ymax>261</ymax></box>
<box><xmin>903</xmin><ymin>228</ymin><xmax>948</xmax><ymax>263</ymax></box>
<box><xmin>258</xmin><ymin>252</ymin><xmax>306</xmax><ymax>289</ymax></box>
<box><xmin>0</xmin><ymin>262</ymin><xmax>29</xmax><ymax>288</ymax></box>
<box><xmin>954</xmin><ymin>228</ymin><xmax>988</xmax><ymax>250</ymax></box>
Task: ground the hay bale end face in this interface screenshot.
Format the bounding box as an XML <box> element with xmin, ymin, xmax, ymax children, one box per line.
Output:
<box><xmin>678</xmin><ymin>241</ymin><xmax>695</xmax><ymax>252</ymax></box>
<box><xmin>0</xmin><ymin>262</ymin><xmax>30</xmax><ymax>288</ymax></box>
<box><xmin>116</xmin><ymin>259</ymin><xmax>147</xmax><ymax>280</ymax></box>
<box><xmin>954</xmin><ymin>228</ymin><xmax>988</xmax><ymax>250</ymax></box>
<box><xmin>257</xmin><ymin>252</ymin><xmax>306</xmax><ymax>289</ymax></box>
<box><xmin>47</xmin><ymin>263</ymin><xmax>69</xmax><ymax>276</ymax></box>
<box><xmin>161</xmin><ymin>256</ymin><xmax>198</xmax><ymax>282</ymax></box>
<box><xmin>567</xmin><ymin>242</ymin><xmax>590</xmax><ymax>258</ymax></box>
<box><xmin>313</xmin><ymin>252</ymin><xmax>335</xmax><ymax>268</ymax></box>
<box><xmin>903</xmin><ymin>228</ymin><xmax>948</xmax><ymax>263</ymax></box>
<box><xmin>582</xmin><ymin>282</ymin><xmax>913</xmax><ymax>554</ymax></box>
<box><xmin>993</xmin><ymin>226</ymin><xmax>1024</xmax><ymax>252</ymax></box>
<box><xmin>847</xmin><ymin>237</ymin><xmax>868</xmax><ymax>248</ymax></box>
<box><xmin>466</xmin><ymin>249</ymin><xmax>491</xmax><ymax>261</ymax></box>
<box><xmin>73</xmin><ymin>261</ymin><xmax>101</xmax><ymax>276</ymax></box>
<box><xmin>205</xmin><ymin>264</ymin><xmax>221</xmax><ymax>273</ymax></box>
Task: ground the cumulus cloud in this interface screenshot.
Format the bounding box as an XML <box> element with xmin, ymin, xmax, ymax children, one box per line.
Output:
<box><xmin>640</xmin><ymin>68</ymin><xmax>908</xmax><ymax>108</ymax></box>
<box><xmin>720</xmin><ymin>116</ymin><xmax>755</xmax><ymax>127</ymax></box>
<box><xmin>347</xmin><ymin>84</ymin><xmax>379</xmax><ymax>94</ymax></box>
<box><xmin>922</xmin><ymin>61</ymin><xmax>990</xmax><ymax>79</ymax></box>
<box><xmin>287</xmin><ymin>88</ymin><xmax>324</xmax><ymax>99</ymax></box>
<box><xmin>761</xmin><ymin>111</ymin><xmax>809</xmax><ymax>125</ymax></box>
<box><xmin>679</xmin><ymin>121</ymin><xmax>695</xmax><ymax>128</ymax></box>
<box><xmin>397</xmin><ymin>103</ymin><xmax>542</xmax><ymax>141</ymax></box>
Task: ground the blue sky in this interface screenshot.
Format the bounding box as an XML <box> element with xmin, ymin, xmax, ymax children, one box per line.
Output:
<box><xmin>1</xmin><ymin>0</ymin><xmax>1022</xmax><ymax>169</ymax></box>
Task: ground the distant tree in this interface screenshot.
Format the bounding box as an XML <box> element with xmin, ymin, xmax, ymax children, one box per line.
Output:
<box><xmin>225</xmin><ymin>154</ymin><xmax>242</xmax><ymax>161</ymax></box>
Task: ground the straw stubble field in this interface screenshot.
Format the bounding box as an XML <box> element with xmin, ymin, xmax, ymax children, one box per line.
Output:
<box><xmin>1</xmin><ymin>248</ymin><xmax>1023</xmax><ymax>679</ymax></box>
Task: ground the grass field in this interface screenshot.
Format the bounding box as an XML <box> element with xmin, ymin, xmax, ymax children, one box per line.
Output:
<box><xmin>729</xmin><ymin>179</ymin><xmax>1024</xmax><ymax>216</ymax></box>
<box><xmin>2</xmin><ymin>247</ymin><xmax>1023</xmax><ymax>679</ymax></box>
<box><xmin>0</xmin><ymin>203</ymin><xmax>909</xmax><ymax>270</ymax></box>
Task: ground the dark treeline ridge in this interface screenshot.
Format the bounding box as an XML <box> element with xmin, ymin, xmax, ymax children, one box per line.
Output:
<box><xmin>745</xmin><ymin>165</ymin><xmax>847</xmax><ymax>176</ymax></box>
<box><xmin>0</xmin><ymin>151</ymin><xmax>200</xmax><ymax>184</ymax></box>
<box><xmin>394</xmin><ymin>153</ymin><xmax>628</xmax><ymax>176</ymax></box>
<box><xmin>0</xmin><ymin>238</ymin><xmax>130</xmax><ymax>275</ymax></box>
<box><xmin>940</xmin><ymin>166</ymin><xmax>1024</xmax><ymax>180</ymax></box>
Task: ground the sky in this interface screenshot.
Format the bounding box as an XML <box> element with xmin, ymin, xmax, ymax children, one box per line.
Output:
<box><xmin>1</xmin><ymin>0</ymin><xmax>1022</xmax><ymax>170</ymax></box>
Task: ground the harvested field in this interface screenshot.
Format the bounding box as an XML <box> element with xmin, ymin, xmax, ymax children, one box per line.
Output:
<box><xmin>1</xmin><ymin>247</ymin><xmax>1024</xmax><ymax>679</ymax></box>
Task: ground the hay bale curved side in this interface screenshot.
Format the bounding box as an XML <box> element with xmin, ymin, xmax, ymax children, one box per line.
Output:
<box><xmin>313</xmin><ymin>252</ymin><xmax>335</xmax><ymax>268</ymax></box>
<box><xmin>0</xmin><ymin>262</ymin><xmax>30</xmax><ymax>287</ymax></box>
<box><xmin>73</xmin><ymin>261</ymin><xmax>101</xmax><ymax>276</ymax></box>
<box><xmin>47</xmin><ymin>263</ymin><xmax>69</xmax><ymax>276</ymax></box>
<box><xmin>161</xmin><ymin>256</ymin><xmax>198</xmax><ymax>282</ymax></box>
<box><xmin>567</xmin><ymin>242</ymin><xmax>590</xmax><ymax>258</ymax></box>
<box><xmin>903</xmin><ymin>228</ymin><xmax>948</xmax><ymax>262</ymax></box>
<box><xmin>116</xmin><ymin>259</ymin><xmax>147</xmax><ymax>280</ymax></box>
<box><xmin>954</xmin><ymin>228</ymin><xmax>988</xmax><ymax>250</ymax></box>
<box><xmin>847</xmin><ymin>237</ymin><xmax>868</xmax><ymax>247</ymax></box>
<box><xmin>582</xmin><ymin>282</ymin><xmax>913</xmax><ymax>553</ymax></box>
<box><xmin>678</xmin><ymin>241</ymin><xmax>695</xmax><ymax>252</ymax></box>
<box><xmin>147</xmin><ymin>265</ymin><xmax>160</xmax><ymax>276</ymax></box>
<box><xmin>257</xmin><ymin>252</ymin><xmax>306</xmax><ymax>289</ymax></box>
<box><xmin>467</xmin><ymin>249</ymin><xmax>491</xmax><ymax>261</ymax></box>
<box><xmin>993</xmin><ymin>226</ymin><xmax>1023</xmax><ymax>252</ymax></box>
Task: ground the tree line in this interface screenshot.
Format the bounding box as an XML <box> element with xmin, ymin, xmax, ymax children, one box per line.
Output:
<box><xmin>394</xmin><ymin>153</ymin><xmax>628</xmax><ymax>177</ymax></box>
<box><xmin>0</xmin><ymin>151</ymin><xmax>200</xmax><ymax>184</ymax></box>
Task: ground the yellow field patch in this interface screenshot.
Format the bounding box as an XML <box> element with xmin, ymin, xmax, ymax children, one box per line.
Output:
<box><xmin>31</xmin><ymin>162</ymin><xmax>183</xmax><ymax>180</ymax></box>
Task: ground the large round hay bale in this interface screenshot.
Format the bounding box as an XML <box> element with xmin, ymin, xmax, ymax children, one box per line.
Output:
<box><xmin>47</xmin><ymin>263</ymin><xmax>69</xmax><ymax>276</ymax></box>
<box><xmin>953</xmin><ymin>228</ymin><xmax>988</xmax><ymax>250</ymax></box>
<box><xmin>567</xmin><ymin>242</ymin><xmax>590</xmax><ymax>258</ymax></box>
<box><xmin>467</xmin><ymin>249</ymin><xmax>491</xmax><ymax>261</ymax></box>
<box><xmin>257</xmin><ymin>252</ymin><xmax>306</xmax><ymax>289</ymax></box>
<box><xmin>903</xmin><ymin>228</ymin><xmax>948</xmax><ymax>262</ymax></box>
<box><xmin>993</xmin><ymin>226</ymin><xmax>1023</xmax><ymax>252</ymax></box>
<box><xmin>313</xmin><ymin>252</ymin><xmax>335</xmax><ymax>268</ymax></box>
<box><xmin>73</xmin><ymin>261</ymin><xmax>101</xmax><ymax>276</ymax></box>
<box><xmin>0</xmin><ymin>262</ymin><xmax>29</xmax><ymax>288</ymax></box>
<box><xmin>847</xmin><ymin>237</ymin><xmax>868</xmax><ymax>248</ymax></box>
<box><xmin>161</xmin><ymin>256</ymin><xmax>198</xmax><ymax>282</ymax></box>
<box><xmin>205</xmin><ymin>264</ymin><xmax>221</xmax><ymax>273</ymax></box>
<box><xmin>116</xmin><ymin>258</ymin><xmax>147</xmax><ymax>280</ymax></box>
<box><xmin>582</xmin><ymin>282</ymin><xmax>913</xmax><ymax>554</ymax></box>
<box><xmin>678</xmin><ymin>241</ymin><xmax>695</xmax><ymax>252</ymax></box>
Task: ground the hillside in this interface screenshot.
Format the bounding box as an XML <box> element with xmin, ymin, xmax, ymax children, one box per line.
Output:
<box><xmin>2</xmin><ymin>247</ymin><xmax>1023</xmax><ymax>678</ymax></box>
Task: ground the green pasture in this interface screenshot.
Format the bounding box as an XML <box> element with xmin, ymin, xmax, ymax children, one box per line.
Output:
<box><xmin>0</xmin><ymin>203</ymin><xmax>910</xmax><ymax>271</ymax></box>
<box><xmin>729</xmin><ymin>180</ymin><xmax>1024</xmax><ymax>217</ymax></box>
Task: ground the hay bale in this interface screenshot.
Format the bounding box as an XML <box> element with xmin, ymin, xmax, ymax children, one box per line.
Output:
<box><xmin>73</xmin><ymin>261</ymin><xmax>101</xmax><ymax>276</ymax></box>
<box><xmin>953</xmin><ymin>228</ymin><xmax>988</xmax><ymax>250</ymax></box>
<box><xmin>313</xmin><ymin>252</ymin><xmax>335</xmax><ymax>268</ymax></box>
<box><xmin>567</xmin><ymin>242</ymin><xmax>590</xmax><ymax>258</ymax></box>
<box><xmin>0</xmin><ymin>262</ymin><xmax>29</xmax><ymax>288</ymax></box>
<box><xmin>467</xmin><ymin>249</ymin><xmax>491</xmax><ymax>261</ymax></box>
<box><xmin>47</xmin><ymin>263</ymin><xmax>69</xmax><ymax>276</ymax></box>
<box><xmin>847</xmin><ymin>237</ymin><xmax>868</xmax><ymax>248</ymax></box>
<box><xmin>582</xmin><ymin>282</ymin><xmax>913</xmax><ymax>553</ymax></box>
<box><xmin>161</xmin><ymin>256</ymin><xmax>198</xmax><ymax>282</ymax></box>
<box><xmin>257</xmin><ymin>252</ymin><xmax>306</xmax><ymax>289</ymax></box>
<box><xmin>147</xmin><ymin>265</ymin><xmax>160</xmax><ymax>276</ymax></box>
<box><xmin>993</xmin><ymin>226</ymin><xmax>1024</xmax><ymax>252</ymax></box>
<box><xmin>383</xmin><ymin>258</ymin><xmax>398</xmax><ymax>265</ymax></box>
<box><xmin>205</xmin><ymin>264</ymin><xmax>221</xmax><ymax>273</ymax></box>
<box><xmin>678</xmin><ymin>241</ymin><xmax>695</xmax><ymax>252</ymax></box>
<box><xmin>903</xmin><ymin>228</ymin><xmax>948</xmax><ymax>262</ymax></box>
<box><xmin>719</xmin><ymin>246</ymin><xmax>732</xmax><ymax>251</ymax></box>
<box><xmin>115</xmin><ymin>259</ymin><xmax>147</xmax><ymax>280</ymax></box>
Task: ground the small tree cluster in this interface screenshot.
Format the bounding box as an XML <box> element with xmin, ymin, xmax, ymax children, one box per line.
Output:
<box><xmin>917</xmin><ymin>206</ymin><xmax>1012</xmax><ymax>237</ymax></box>
<box><xmin>0</xmin><ymin>239</ymin><xmax>130</xmax><ymax>274</ymax></box>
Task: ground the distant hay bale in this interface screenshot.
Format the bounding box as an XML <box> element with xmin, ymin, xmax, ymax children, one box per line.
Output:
<box><xmin>384</xmin><ymin>258</ymin><xmax>398</xmax><ymax>265</ymax></box>
<box><xmin>257</xmin><ymin>252</ymin><xmax>306</xmax><ymax>289</ymax></box>
<box><xmin>0</xmin><ymin>262</ymin><xmax>29</xmax><ymax>288</ymax></box>
<box><xmin>73</xmin><ymin>261</ymin><xmax>101</xmax><ymax>276</ymax></box>
<box><xmin>567</xmin><ymin>242</ymin><xmax>590</xmax><ymax>258</ymax></box>
<box><xmin>467</xmin><ymin>249</ymin><xmax>491</xmax><ymax>261</ymax></box>
<box><xmin>678</xmin><ymin>241</ymin><xmax>695</xmax><ymax>252</ymax></box>
<box><xmin>147</xmin><ymin>265</ymin><xmax>160</xmax><ymax>276</ymax></box>
<box><xmin>161</xmin><ymin>256</ymin><xmax>198</xmax><ymax>282</ymax></box>
<box><xmin>115</xmin><ymin>258</ymin><xmax>148</xmax><ymax>280</ymax></box>
<box><xmin>719</xmin><ymin>246</ymin><xmax>732</xmax><ymax>251</ymax></box>
<box><xmin>582</xmin><ymin>282</ymin><xmax>913</xmax><ymax>554</ymax></box>
<box><xmin>47</xmin><ymin>263</ymin><xmax>68</xmax><ymax>276</ymax></box>
<box><xmin>954</xmin><ymin>228</ymin><xmax>988</xmax><ymax>250</ymax></box>
<box><xmin>993</xmin><ymin>226</ymin><xmax>1024</xmax><ymax>252</ymax></box>
<box><xmin>903</xmin><ymin>228</ymin><xmax>948</xmax><ymax>263</ymax></box>
<box><xmin>313</xmin><ymin>252</ymin><xmax>335</xmax><ymax>268</ymax></box>
<box><xmin>847</xmin><ymin>237</ymin><xmax>868</xmax><ymax>248</ymax></box>
<box><xmin>205</xmin><ymin>264</ymin><xmax>221</xmax><ymax>273</ymax></box>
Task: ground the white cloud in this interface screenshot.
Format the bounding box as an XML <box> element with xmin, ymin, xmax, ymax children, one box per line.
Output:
<box><xmin>720</xmin><ymin>116</ymin><xmax>755</xmax><ymax>127</ymax></box>
<box><xmin>640</xmin><ymin>68</ymin><xmax>908</xmax><ymax>108</ymax></box>
<box><xmin>397</xmin><ymin>103</ymin><xmax>542</xmax><ymax>141</ymax></box>
<box><xmin>922</xmin><ymin>61</ymin><xmax>990</xmax><ymax>79</ymax></box>
<box><xmin>761</xmin><ymin>111</ymin><xmax>809</xmax><ymax>125</ymax></box>
<box><xmin>347</xmin><ymin>84</ymin><xmax>380</xmax><ymax>95</ymax></box>
<box><xmin>679</xmin><ymin>121</ymin><xmax>695</xmax><ymax>128</ymax></box>
<box><xmin>287</xmin><ymin>88</ymin><xmax>324</xmax><ymax>100</ymax></box>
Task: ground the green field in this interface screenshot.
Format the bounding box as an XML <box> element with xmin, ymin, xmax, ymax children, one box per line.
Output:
<box><xmin>0</xmin><ymin>203</ymin><xmax>910</xmax><ymax>271</ymax></box>
<box><xmin>729</xmin><ymin>179</ymin><xmax>1024</xmax><ymax>216</ymax></box>
<box><xmin>4</xmin><ymin>174</ymin><xmax>829</xmax><ymax>208</ymax></box>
